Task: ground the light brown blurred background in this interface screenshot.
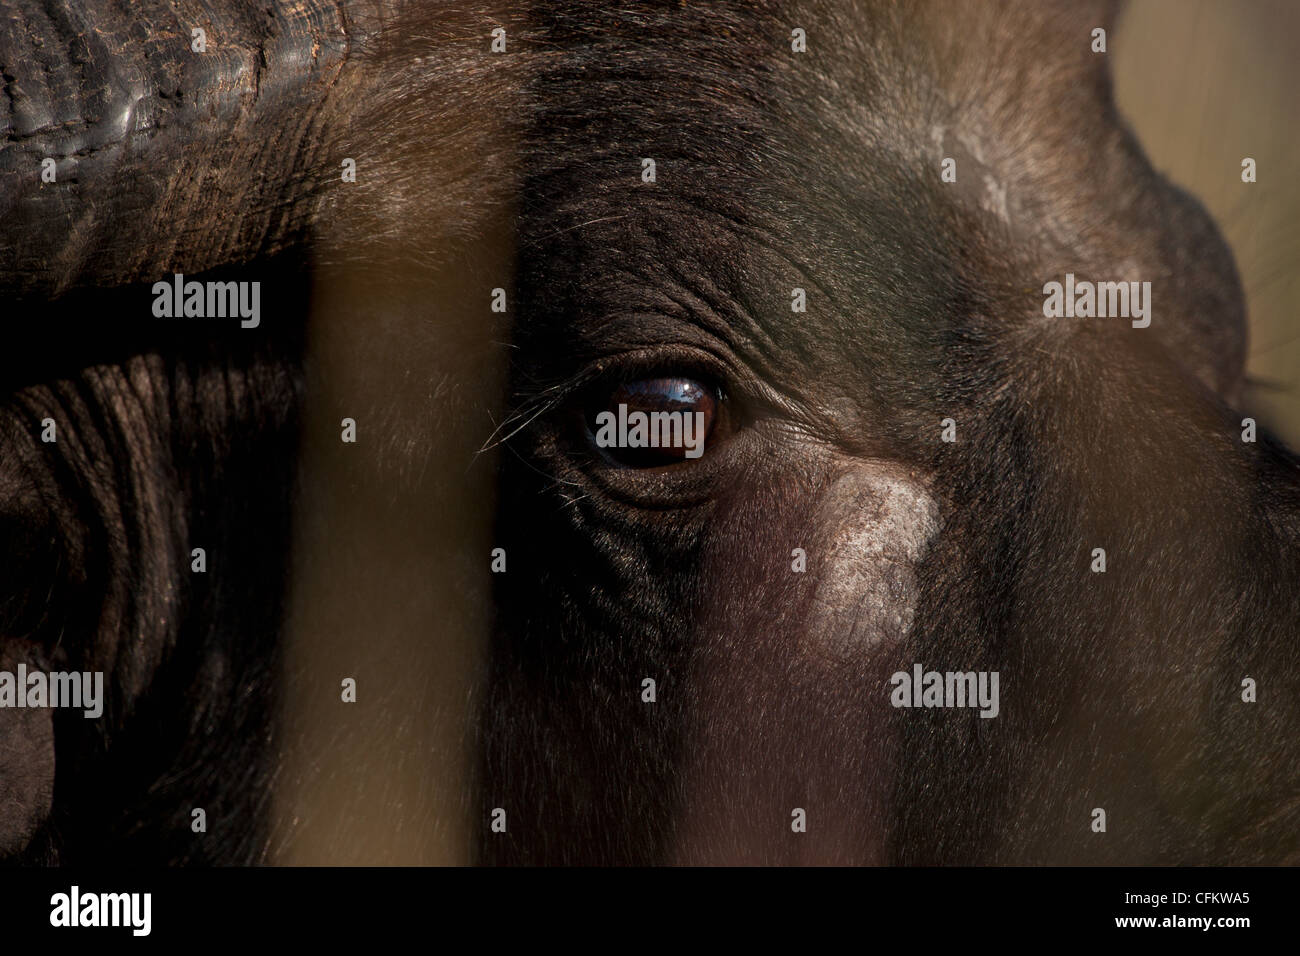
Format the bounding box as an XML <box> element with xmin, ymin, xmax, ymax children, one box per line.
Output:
<box><xmin>1115</xmin><ymin>0</ymin><xmax>1300</xmax><ymax>444</ymax></box>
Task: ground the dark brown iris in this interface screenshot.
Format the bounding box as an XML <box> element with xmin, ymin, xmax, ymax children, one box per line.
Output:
<box><xmin>588</xmin><ymin>376</ymin><xmax>719</xmax><ymax>467</ymax></box>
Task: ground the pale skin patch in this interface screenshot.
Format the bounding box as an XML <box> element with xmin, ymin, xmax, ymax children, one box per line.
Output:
<box><xmin>932</xmin><ymin>124</ymin><xmax>1015</xmax><ymax>226</ymax></box>
<box><xmin>805</xmin><ymin>466</ymin><xmax>941</xmax><ymax>660</ymax></box>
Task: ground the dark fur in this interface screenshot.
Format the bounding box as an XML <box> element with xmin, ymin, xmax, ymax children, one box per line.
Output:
<box><xmin>481</xmin><ymin>0</ymin><xmax>1300</xmax><ymax>864</ymax></box>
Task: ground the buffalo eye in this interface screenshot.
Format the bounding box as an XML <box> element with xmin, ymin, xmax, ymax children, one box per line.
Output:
<box><xmin>585</xmin><ymin>376</ymin><xmax>720</xmax><ymax>467</ymax></box>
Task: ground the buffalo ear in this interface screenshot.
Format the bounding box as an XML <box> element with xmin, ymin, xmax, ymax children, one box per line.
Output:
<box><xmin>0</xmin><ymin>643</ymin><xmax>55</xmax><ymax>856</ymax></box>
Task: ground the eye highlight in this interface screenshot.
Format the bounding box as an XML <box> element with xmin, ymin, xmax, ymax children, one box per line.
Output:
<box><xmin>585</xmin><ymin>375</ymin><xmax>720</xmax><ymax>467</ymax></box>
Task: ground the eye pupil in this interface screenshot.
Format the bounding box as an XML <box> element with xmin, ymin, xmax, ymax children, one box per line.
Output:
<box><xmin>587</xmin><ymin>376</ymin><xmax>719</xmax><ymax>467</ymax></box>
